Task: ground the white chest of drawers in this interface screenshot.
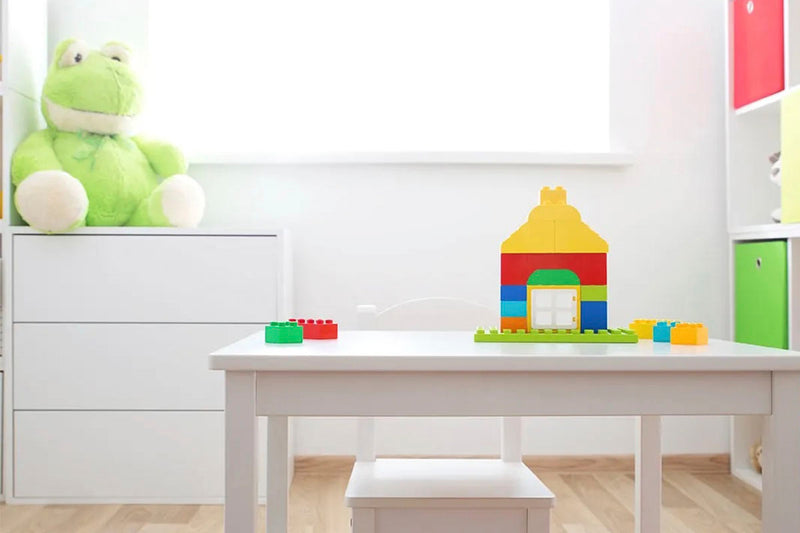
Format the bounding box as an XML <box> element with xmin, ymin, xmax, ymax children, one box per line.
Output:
<box><xmin>3</xmin><ymin>228</ymin><xmax>291</xmax><ymax>503</ymax></box>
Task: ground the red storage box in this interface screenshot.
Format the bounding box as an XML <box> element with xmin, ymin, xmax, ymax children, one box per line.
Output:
<box><xmin>733</xmin><ymin>0</ymin><xmax>784</xmax><ymax>108</ymax></box>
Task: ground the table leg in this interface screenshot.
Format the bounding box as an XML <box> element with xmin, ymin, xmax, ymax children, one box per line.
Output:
<box><xmin>267</xmin><ymin>415</ymin><xmax>289</xmax><ymax>533</ymax></box>
<box><xmin>357</xmin><ymin>417</ymin><xmax>376</xmax><ymax>462</ymax></box>
<box><xmin>635</xmin><ymin>416</ymin><xmax>661</xmax><ymax>533</ymax></box>
<box><xmin>762</xmin><ymin>371</ymin><xmax>800</xmax><ymax>533</ymax></box>
<box><xmin>352</xmin><ymin>508</ymin><xmax>376</xmax><ymax>533</ymax></box>
<box><xmin>501</xmin><ymin>416</ymin><xmax>522</xmax><ymax>463</ymax></box>
<box><xmin>225</xmin><ymin>371</ymin><xmax>258</xmax><ymax>533</ymax></box>
<box><xmin>527</xmin><ymin>508</ymin><xmax>550</xmax><ymax>533</ymax></box>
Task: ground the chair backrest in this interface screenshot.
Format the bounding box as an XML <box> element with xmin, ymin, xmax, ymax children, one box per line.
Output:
<box><xmin>355</xmin><ymin>298</ymin><xmax>521</xmax><ymax>463</ymax></box>
<box><xmin>357</xmin><ymin>297</ymin><xmax>495</xmax><ymax>331</ymax></box>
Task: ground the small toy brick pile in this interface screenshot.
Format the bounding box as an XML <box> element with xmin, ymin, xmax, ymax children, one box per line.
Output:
<box><xmin>265</xmin><ymin>319</ymin><xmax>338</xmax><ymax>344</ymax></box>
<box><xmin>629</xmin><ymin>319</ymin><xmax>708</xmax><ymax>345</ymax></box>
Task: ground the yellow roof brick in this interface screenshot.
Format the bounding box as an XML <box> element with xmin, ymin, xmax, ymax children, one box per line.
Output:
<box><xmin>502</xmin><ymin>187</ymin><xmax>608</xmax><ymax>254</ymax></box>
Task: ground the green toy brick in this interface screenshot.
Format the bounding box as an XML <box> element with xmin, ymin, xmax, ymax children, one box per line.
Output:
<box><xmin>527</xmin><ymin>269</ymin><xmax>580</xmax><ymax>286</ymax></box>
<box><xmin>265</xmin><ymin>321</ymin><xmax>303</xmax><ymax>344</ymax></box>
<box><xmin>580</xmin><ymin>285</ymin><xmax>607</xmax><ymax>301</ymax></box>
<box><xmin>474</xmin><ymin>327</ymin><xmax>638</xmax><ymax>343</ymax></box>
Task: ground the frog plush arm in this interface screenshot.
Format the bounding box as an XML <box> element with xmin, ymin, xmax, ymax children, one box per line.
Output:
<box><xmin>132</xmin><ymin>135</ymin><xmax>187</xmax><ymax>177</ymax></box>
<box><xmin>127</xmin><ymin>137</ymin><xmax>204</xmax><ymax>227</ymax></box>
<box><xmin>11</xmin><ymin>129</ymin><xmax>89</xmax><ymax>233</ymax></box>
<box><xmin>11</xmin><ymin>130</ymin><xmax>63</xmax><ymax>185</ymax></box>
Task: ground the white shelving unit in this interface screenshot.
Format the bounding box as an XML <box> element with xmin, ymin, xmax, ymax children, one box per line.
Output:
<box><xmin>730</xmin><ymin>222</ymin><xmax>800</xmax><ymax>240</ymax></box>
<box><xmin>734</xmin><ymin>90</ymin><xmax>785</xmax><ymax>116</ymax></box>
<box><xmin>724</xmin><ymin>0</ymin><xmax>800</xmax><ymax>492</ymax></box>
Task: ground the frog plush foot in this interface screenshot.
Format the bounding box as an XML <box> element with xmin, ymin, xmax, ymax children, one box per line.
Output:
<box><xmin>15</xmin><ymin>170</ymin><xmax>89</xmax><ymax>233</ymax></box>
<box><xmin>160</xmin><ymin>174</ymin><xmax>205</xmax><ymax>227</ymax></box>
<box><xmin>128</xmin><ymin>174</ymin><xmax>205</xmax><ymax>228</ymax></box>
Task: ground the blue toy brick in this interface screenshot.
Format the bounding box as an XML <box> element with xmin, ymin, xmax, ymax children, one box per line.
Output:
<box><xmin>501</xmin><ymin>300</ymin><xmax>527</xmax><ymax>317</ymax></box>
<box><xmin>580</xmin><ymin>301</ymin><xmax>607</xmax><ymax>332</ymax></box>
<box><xmin>501</xmin><ymin>285</ymin><xmax>527</xmax><ymax>301</ymax></box>
<box><xmin>653</xmin><ymin>320</ymin><xmax>678</xmax><ymax>342</ymax></box>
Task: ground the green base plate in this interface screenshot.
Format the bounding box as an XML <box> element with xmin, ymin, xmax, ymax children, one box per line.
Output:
<box><xmin>474</xmin><ymin>327</ymin><xmax>639</xmax><ymax>343</ymax></box>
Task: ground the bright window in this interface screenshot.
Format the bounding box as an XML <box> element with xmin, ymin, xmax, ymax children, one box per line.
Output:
<box><xmin>146</xmin><ymin>0</ymin><xmax>609</xmax><ymax>160</ymax></box>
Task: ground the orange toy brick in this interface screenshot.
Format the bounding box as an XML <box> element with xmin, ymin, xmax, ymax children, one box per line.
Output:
<box><xmin>290</xmin><ymin>318</ymin><xmax>338</xmax><ymax>339</ymax></box>
<box><xmin>670</xmin><ymin>323</ymin><xmax>708</xmax><ymax>345</ymax></box>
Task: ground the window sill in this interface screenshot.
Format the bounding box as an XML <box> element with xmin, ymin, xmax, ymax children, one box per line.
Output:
<box><xmin>187</xmin><ymin>151</ymin><xmax>634</xmax><ymax>167</ymax></box>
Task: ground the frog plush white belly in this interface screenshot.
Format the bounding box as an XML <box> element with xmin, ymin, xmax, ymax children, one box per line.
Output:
<box><xmin>11</xmin><ymin>39</ymin><xmax>204</xmax><ymax>232</ymax></box>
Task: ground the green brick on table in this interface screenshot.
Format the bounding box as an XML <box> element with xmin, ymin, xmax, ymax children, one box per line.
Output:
<box><xmin>265</xmin><ymin>321</ymin><xmax>304</xmax><ymax>344</ymax></box>
<box><xmin>474</xmin><ymin>327</ymin><xmax>638</xmax><ymax>343</ymax></box>
<box><xmin>580</xmin><ymin>285</ymin><xmax>607</xmax><ymax>302</ymax></box>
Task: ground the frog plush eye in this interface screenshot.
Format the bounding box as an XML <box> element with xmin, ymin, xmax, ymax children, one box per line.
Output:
<box><xmin>101</xmin><ymin>43</ymin><xmax>131</xmax><ymax>65</ymax></box>
<box><xmin>59</xmin><ymin>40</ymin><xmax>90</xmax><ymax>68</ymax></box>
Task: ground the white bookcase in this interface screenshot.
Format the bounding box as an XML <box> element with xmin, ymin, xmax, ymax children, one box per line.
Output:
<box><xmin>724</xmin><ymin>0</ymin><xmax>800</xmax><ymax>492</ymax></box>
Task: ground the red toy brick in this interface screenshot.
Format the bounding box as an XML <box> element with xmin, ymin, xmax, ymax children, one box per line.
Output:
<box><xmin>289</xmin><ymin>318</ymin><xmax>338</xmax><ymax>339</ymax></box>
<box><xmin>501</xmin><ymin>253</ymin><xmax>606</xmax><ymax>286</ymax></box>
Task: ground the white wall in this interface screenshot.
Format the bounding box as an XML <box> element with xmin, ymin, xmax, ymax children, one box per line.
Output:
<box><xmin>189</xmin><ymin>0</ymin><xmax>729</xmax><ymax>454</ymax></box>
<box><xmin>47</xmin><ymin>0</ymin><xmax>729</xmax><ymax>455</ymax></box>
<box><xmin>47</xmin><ymin>0</ymin><xmax>148</xmax><ymax>61</ymax></box>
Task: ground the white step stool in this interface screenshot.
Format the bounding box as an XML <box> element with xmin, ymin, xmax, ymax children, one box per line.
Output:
<box><xmin>345</xmin><ymin>459</ymin><xmax>555</xmax><ymax>533</ymax></box>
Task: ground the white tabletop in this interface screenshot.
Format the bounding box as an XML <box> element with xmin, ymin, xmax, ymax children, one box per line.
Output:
<box><xmin>209</xmin><ymin>330</ymin><xmax>800</xmax><ymax>372</ymax></box>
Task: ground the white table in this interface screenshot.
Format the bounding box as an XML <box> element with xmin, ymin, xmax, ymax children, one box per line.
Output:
<box><xmin>210</xmin><ymin>330</ymin><xmax>800</xmax><ymax>533</ymax></box>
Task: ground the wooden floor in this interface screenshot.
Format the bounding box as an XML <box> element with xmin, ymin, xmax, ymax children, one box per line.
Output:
<box><xmin>0</xmin><ymin>468</ymin><xmax>761</xmax><ymax>532</ymax></box>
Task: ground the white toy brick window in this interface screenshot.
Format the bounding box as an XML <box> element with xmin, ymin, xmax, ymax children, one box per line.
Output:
<box><xmin>529</xmin><ymin>289</ymin><xmax>578</xmax><ymax>329</ymax></box>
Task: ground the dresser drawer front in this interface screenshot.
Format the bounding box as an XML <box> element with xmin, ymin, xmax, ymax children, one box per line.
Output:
<box><xmin>14</xmin><ymin>323</ymin><xmax>258</xmax><ymax>410</ymax></box>
<box><xmin>15</xmin><ymin>411</ymin><xmax>224</xmax><ymax>499</ymax></box>
<box><xmin>13</xmin><ymin>235</ymin><xmax>280</xmax><ymax>323</ymax></box>
<box><xmin>14</xmin><ymin>411</ymin><xmax>271</xmax><ymax>500</ymax></box>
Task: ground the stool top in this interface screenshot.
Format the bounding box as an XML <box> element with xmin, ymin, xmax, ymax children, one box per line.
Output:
<box><xmin>345</xmin><ymin>459</ymin><xmax>555</xmax><ymax>509</ymax></box>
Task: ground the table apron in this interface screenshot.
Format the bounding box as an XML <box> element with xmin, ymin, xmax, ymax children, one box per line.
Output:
<box><xmin>253</xmin><ymin>370</ymin><xmax>772</xmax><ymax>416</ymax></box>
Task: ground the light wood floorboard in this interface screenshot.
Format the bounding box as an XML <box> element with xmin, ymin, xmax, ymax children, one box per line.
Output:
<box><xmin>0</xmin><ymin>466</ymin><xmax>761</xmax><ymax>532</ymax></box>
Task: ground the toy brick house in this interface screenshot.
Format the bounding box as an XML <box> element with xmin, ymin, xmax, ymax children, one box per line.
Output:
<box><xmin>500</xmin><ymin>187</ymin><xmax>608</xmax><ymax>332</ymax></box>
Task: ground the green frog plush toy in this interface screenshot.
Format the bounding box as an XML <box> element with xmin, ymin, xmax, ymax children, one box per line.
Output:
<box><xmin>11</xmin><ymin>39</ymin><xmax>205</xmax><ymax>232</ymax></box>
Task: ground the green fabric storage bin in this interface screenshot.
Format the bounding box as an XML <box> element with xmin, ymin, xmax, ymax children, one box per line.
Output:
<box><xmin>734</xmin><ymin>240</ymin><xmax>788</xmax><ymax>349</ymax></box>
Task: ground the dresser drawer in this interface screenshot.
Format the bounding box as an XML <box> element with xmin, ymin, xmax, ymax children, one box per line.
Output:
<box><xmin>13</xmin><ymin>234</ymin><xmax>281</xmax><ymax>323</ymax></box>
<box><xmin>14</xmin><ymin>411</ymin><xmax>272</xmax><ymax>500</ymax></box>
<box><xmin>14</xmin><ymin>411</ymin><xmax>223</xmax><ymax>500</ymax></box>
<box><xmin>14</xmin><ymin>323</ymin><xmax>259</xmax><ymax>410</ymax></box>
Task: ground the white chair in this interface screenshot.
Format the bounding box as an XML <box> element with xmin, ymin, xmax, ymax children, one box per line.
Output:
<box><xmin>348</xmin><ymin>298</ymin><xmax>553</xmax><ymax>533</ymax></box>
<box><xmin>355</xmin><ymin>297</ymin><xmax>522</xmax><ymax>463</ymax></box>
